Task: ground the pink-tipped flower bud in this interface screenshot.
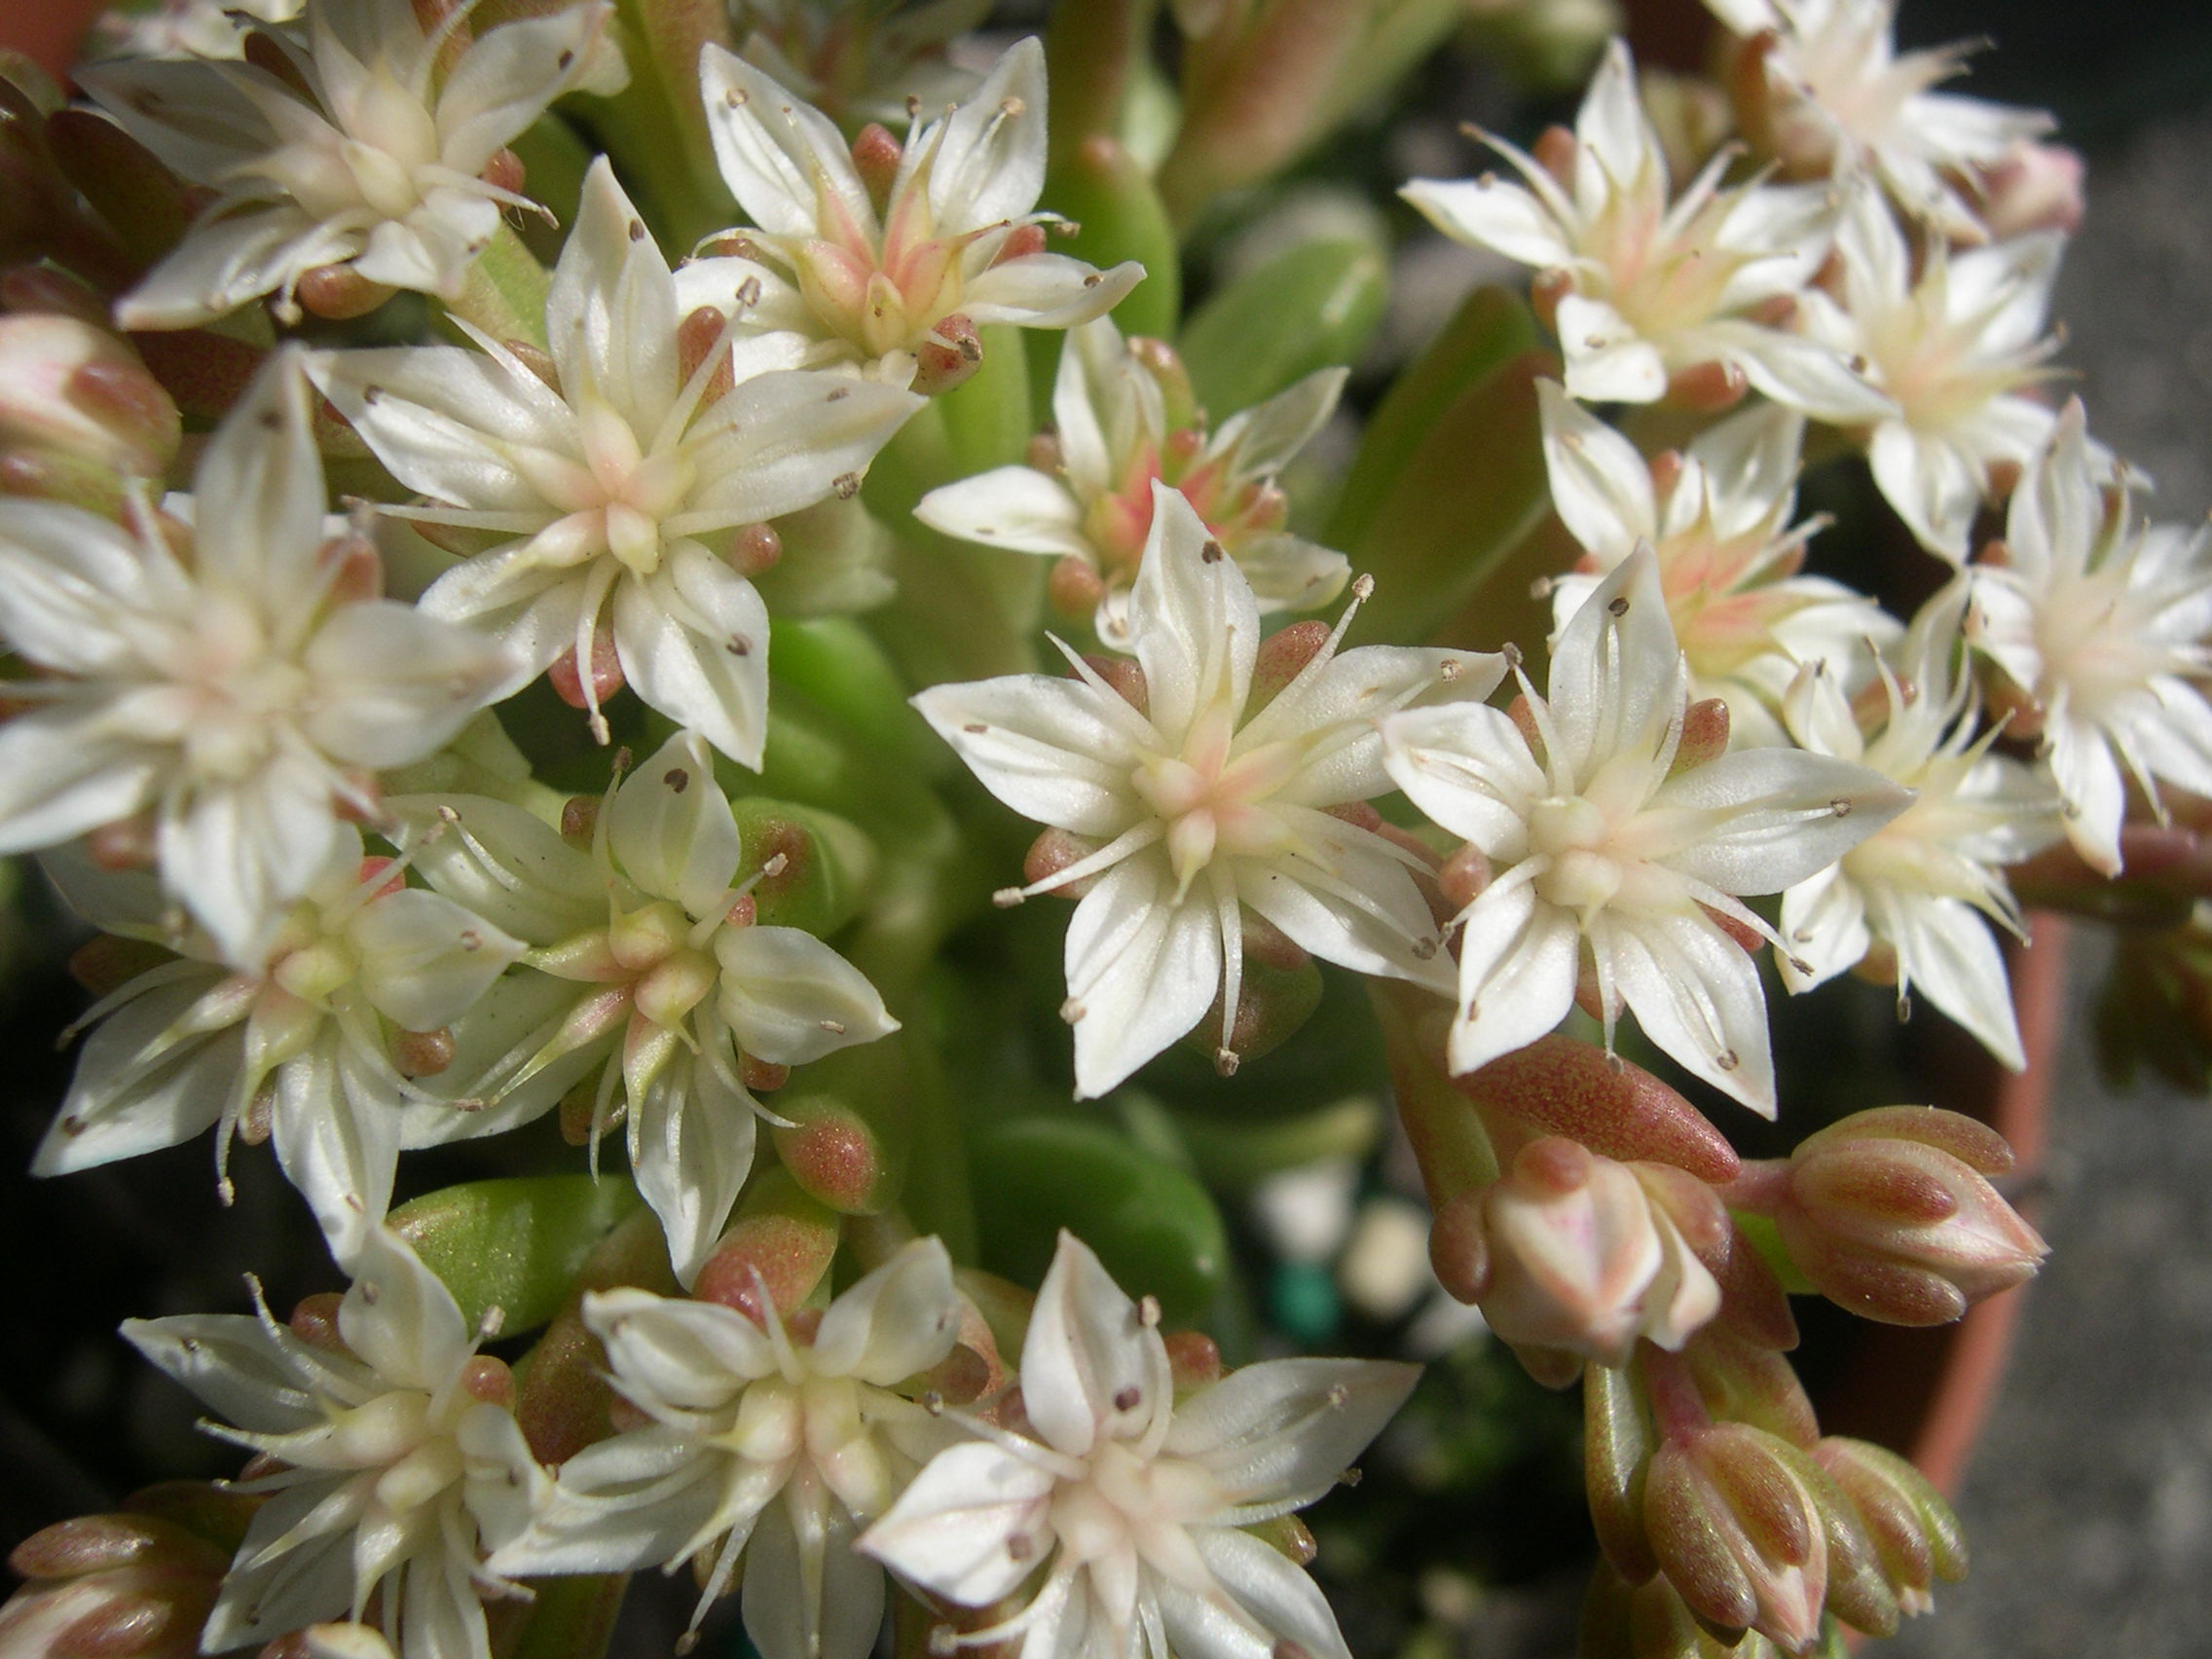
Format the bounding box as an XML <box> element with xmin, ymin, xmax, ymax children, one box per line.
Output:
<box><xmin>1810</xmin><ymin>1437</ymin><xmax>1967</xmax><ymax>1619</ymax></box>
<box><xmin>1473</xmin><ymin>1138</ymin><xmax>1725</xmax><ymax>1374</ymax></box>
<box><xmin>1643</xmin><ymin>1423</ymin><xmax>1828</xmax><ymax>1653</ymax></box>
<box><xmin>0</xmin><ymin>1487</ymin><xmax>255</xmax><ymax>1659</ymax></box>
<box><xmin>0</xmin><ymin>313</ymin><xmax>178</xmax><ymax>477</ymax></box>
<box><xmin>1581</xmin><ymin>1562</ymin><xmax>1798</xmax><ymax>1659</ymax></box>
<box><xmin>771</xmin><ymin>1091</ymin><xmax>895</xmax><ymax>1216</ymax></box>
<box><xmin>1975</xmin><ymin>142</ymin><xmax>2085</xmax><ymax>241</ymax></box>
<box><xmin>1776</xmin><ymin>1107</ymin><xmax>2046</xmax><ymax>1326</ymax></box>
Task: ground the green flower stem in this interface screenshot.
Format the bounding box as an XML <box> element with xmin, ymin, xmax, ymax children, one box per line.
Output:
<box><xmin>891</xmin><ymin>1021</ymin><xmax>978</xmax><ymax>1268</ymax></box>
<box><xmin>502</xmin><ymin>1571</ymin><xmax>629</xmax><ymax>1659</ymax></box>
<box><xmin>584</xmin><ymin>0</ymin><xmax>735</xmax><ymax>249</ymax></box>
<box><xmin>1042</xmin><ymin>134</ymin><xmax>1182</xmax><ymax>342</ymax></box>
<box><xmin>1044</xmin><ymin>0</ymin><xmax>1161</xmax><ymax>168</ymax></box>
<box><xmin>1371</xmin><ymin>979</ymin><xmax>1500</xmax><ymax>1205</ymax></box>
<box><xmin>444</xmin><ymin>224</ymin><xmax>551</xmax><ymax>348</ymax></box>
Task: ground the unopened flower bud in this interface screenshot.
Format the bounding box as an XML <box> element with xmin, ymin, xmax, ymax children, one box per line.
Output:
<box><xmin>1474</xmin><ymin>1138</ymin><xmax>1724</xmax><ymax>1372</ymax></box>
<box><xmin>1047</xmin><ymin>554</ymin><xmax>1107</xmax><ymax>621</ymax></box>
<box><xmin>1975</xmin><ymin>142</ymin><xmax>2085</xmax><ymax>240</ymax></box>
<box><xmin>548</xmin><ymin>626</ymin><xmax>625</xmax><ymax>713</ymax></box>
<box><xmin>0</xmin><ymin>1489</ymin><xmax>250</xmax><ymax>1659</ymax></box>
<box><xmin>771</xmin><ymin>1092</ymin><xmax>893</xmax><ymax>1215</ymax></box>
<box><xmin>0</xmin><ymin>314</ymin><xmax>177</xmax><ymax>477</ymax></box>
<box><xmin>1811</xmin><ymin>1437</ymin><xmax>1966</xmax><ymax>1618</ymax></box>
<box><xmin>1776</xmin><ymin>1108</ymin><xmax>2046</xmax><ymax>1325</ymax></box>
<box><xmin>1249</xmin><ymin>619</ymin><xmax>1333</xmax><ymax>709</ymax></box>
<box><xmin>295</xmin><ymin>264</ymin><xmax>397</xmax><ymax>321</ymax></box>
<box><xmin>1663</xmin><ymin>360</ymin><xmax>1750</xmax><ymax>413</ymax></box>
<box><xmin>1643</xmin><ymin>1423</ymin><xmax>1827</xmax><ymax>1653</ymax></box>
<box><xmin>1670</xmin><ymin>699</ymin><xmax>1731</xmax><ymax>775</ymax></box>
<box><xmin>693</xmin><ymin>1171</ymin><xmax>840</xmax><ymax>1313</ymax></box>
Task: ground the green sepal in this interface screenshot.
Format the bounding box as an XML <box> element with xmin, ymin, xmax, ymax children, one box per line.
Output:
<box><xmin>387</xmin><ymin>1174</ymin><xmax>645</xmax><ymax>1336</ymax></box>
<box><xmin>972</xmin><ymin>1115</ymin><xmax>1228</xmax><ymax>1326</ymax></box>
<box><xmin>1177</xmin><ymin>237</ymin><xmax>1386</xmax><ymax>418</ymax></box>
<box><xmin>1041</xmin><ymin>134</ymin><xmax>1180</xmax><ymax>341</ymax></box>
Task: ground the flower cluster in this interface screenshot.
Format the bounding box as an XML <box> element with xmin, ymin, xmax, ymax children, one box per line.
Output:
<box><xmin>1</xmin><ymin>0</ymin><xmax>2185</xmax><ymax>1655</ymax></box>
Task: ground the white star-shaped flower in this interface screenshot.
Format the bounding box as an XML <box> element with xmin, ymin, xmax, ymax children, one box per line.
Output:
<box><xmin>1778</xmin><ymin>598</ymin><xmax>2060</xmax><ymax>1067</ymax></box>
<box><xmin>1401</xmin><ymin>39</ymin><xmax>1887</xmax><ymax>419</ymax></box>
<box><xmin>860</xmin><ymin>1232</ymin><xmax>1418</xmax><ymax>1659</ymax></box>
<box><xmin>1965</xmin><ymin>403</ymin><xmax>2212</xmax><ymax>877</ymax></box>
<box><xmin>1706</xmin><ymin>0</ymin><xmax>2054</xmax><ymax>240</ymax></box>
<box><xmin>1381</xmin><ymin>551</ymin><xmax>1911</xmax><ymax>1115</ymax></box>
<box><xmin>1800</xmin><ymin>183</ymin><xmax>2068</xmax><ymax>561</ymax></box>
<box><xmin>488</xmin><ymin>1237</ymin><xmax>963</xmax><ymax>1659</ymax></box>
<box><xmin>0</xmin><ymin>350</ymin><xmax>511</xmax><ymax>965</ymax></box>
<box><xmin>914</xmin><ymin>486</ymin><xmax>1491</xmax><ymax>1098</ymax></box>
<box><xmin>393</xmin><ymin>729</ymin><xmax>899</xmax><ymax>1282</ymax></box>
<box><xmin>83</xmin><ymin>0</ymin><xmax>622</xmax><ymax>327</ymax></box>
<box><xmin>312</xmin><ymin>157</ymin><xmax>921</xmax><ymax>766</ymax></box>
<box><xmin>34</xmin><ymin>829</ymin><xmax>524</xmax><ymax>1263</ymax></box>
<box><xmin>697</xmin><ymin>36</ymin><xmax>1144</xmax><ymax>387</ymax></box>
<box><xmin>122</xmin><ymin>1228</ymin><xmax>542</xmax><ymax>1659</ymax></box>
<box><xmin>1538</xmin><ymin>380</ymin><xmax>1898</xmax><ymax>744</ymax></box>
<box><xmin>917</xmin><ymin>315</ymin><xmax>1350</xmax><ymax>645</ymax></box>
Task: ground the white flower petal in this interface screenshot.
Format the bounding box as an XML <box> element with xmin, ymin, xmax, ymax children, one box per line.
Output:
<box><xmin>270</xmin><ymin>1031</ymin><xmax>405</xmax><ymax>1261</ymax></box>
<box><xmin>1021</xmin><ymin>1231</ymin><xmax>1161</xmax><ymax>1458</ymax></box>
<box><xmin>1128</xmin><ymin>488</ymin><xmax>1259</xmax><ymax>742</ymax></box>
<box><xmin>1064</xmin><ymin>859</ymin><xmax>1222</xmax><ymax>1100</ymax></box>
<box><xmin>301</xmin><ymin>602</ymin><xmax>510</xmax><ymax>768</ymax></box>
<box><xmin>1165</xmin><ymin>1357</ymin><xmax>1418</xmax><ymax>1514</ymax></box>
<box><xmin>610</xmin><ymin>555</ymin><xmax>769</xmax><ymax>765</ymax></box>
<box><xmin>915</xmin><ymin>468</ymin><xmax>1089</xmax><ymax>558</ymax></box>
<box><xmin>1399</xmin><ymin>177</ymin><xmax>1572</xmax><ymax>270</ymax></box>
<box><xmin>349</xmin><ymin>889</ymin><xmax>525</xmax><ymax>1033</ymax></box>
<box><xmin>1539</xmin><ymin>381</ymin><xmax>1656</xmax><ymax>559</ymax></box>
<box><xmin>544</xmin><ymin>157</ymin><xmax>680</xmax><ymax>438</ymax></box>
<box><xmin>811</xmin><ymin>1237</ymin><xmax>961</xmax><ymax>1385</ymax></box>
<box><xmin>34</xmin><ymin>973</ymin><xmax>237</xmax><ymax>1176</ymax></box>
<box><xmin>923</xmin><ymin>37</ymin><xmax>1048</xmax><ymax>231</ymax></box>
<box><xmin>742</xmin><ymin>1482</ymin><xmax>883</xmax><ymax>1659</ymax></box>
<box><xmin>912</xmin><ymin>676</ymin><xmax>1145</xmax><ymax>837</ymax></box>
<box><xmin>0</xmin><ymin>709</ymin><xmax>164</xmax><ymax>856</ymax></box>
<box><xmin>701</xmin><ymin>46</ymin><xmax>878</xmax><ymax>240</ymax></box>
<box><xmin>584</xmin><ymin>1289</ymin><xmax>778</xmax><ymax>1409</ymax></box>
<box><xmin>857</xmin><ymin>1440</ymin><xmax>1056</xmax><ymax>1605</ymax></box>
<box><xmin>607</xmin><ymin>729</ymin><xmax>745</xmax><ymax>917</ymax></box>
<box><xmin>193</xmin><ymin>350</ymin><xmax>328</xmax><ymax>601</ymax></box>
<box><xmin>630</xmin><ymin>1048</ymin><xmax>760</xmax><ymax>1287</ymax></box>
<box><xmin>161</xmin><ymin>760</ymin><xmax>343</xmax><ymax>966</ymax></box>
<box><xmin>1647</xmin><ymin>749</ymin><xmax>1911</xmax><ymax>894</ymax></box>
<box><xmin>713</xmin><ymin>925</ymin><xmax>899</xmax><ymax>1067</ymax></box>
<box><xmin>338</xmin><ymin>1227</ymin><xmax>473</xmax><ymax>1391</ymax></box>
<box><xmin>487</xmin><ymin>1425</ymin><xmax>734</xmax><ymax>1576</ymax></box>
<box><xmin>1443</xmin><ymin>871</ymin><xmax>1579</xmax><ymax>1077</ymax></box>
<box><xmin>1602</xmin><ymin>909</ymin><xmax>1777</xmax><ymax>1115</ymax></box>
